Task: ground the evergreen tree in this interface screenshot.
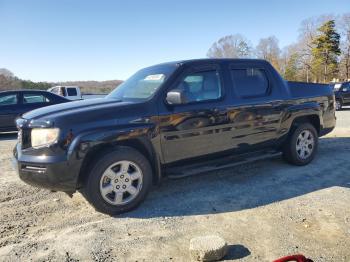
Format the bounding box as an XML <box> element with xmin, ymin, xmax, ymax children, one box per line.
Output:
<box><xmin>311</xmin><ymin>20</ymin><xmax>341</xmax><ymax>82</ymax></box>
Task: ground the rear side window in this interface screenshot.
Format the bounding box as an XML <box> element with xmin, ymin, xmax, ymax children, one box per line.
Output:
<box><xmin>23</xmin><ymin>94</ymin><xmax>50</xmax><ymax>104</ymax></box>
<box><xmin>231</xmin><ymin>68</ymin><xmax>269</xmax><ymax>98</ymax></box>
<box><xmin>67</xmin><ymin>88</ymin><xmax>78</xmax><ymax>96</ymax></box>
<box><xmin>0</xmin><ymin>94</ymin><xmax>17</xmax><ymax>105</ymax></box>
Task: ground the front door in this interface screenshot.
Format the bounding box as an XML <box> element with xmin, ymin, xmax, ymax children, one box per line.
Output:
<box><xmin>342</xmin><ymin>82</ymin><xmax>350</xmax><ymax>104</ymax></box>
<box><xmin>158</xmin><ymin>64</ymin><xmax>230</xmax><ymax>163</ymax></box>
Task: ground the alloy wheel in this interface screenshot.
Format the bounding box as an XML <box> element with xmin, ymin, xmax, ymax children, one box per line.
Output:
<box><xmin>296</xmin><ymin>130</ymin><xmax>315</xmax><ymax>160</ymax></box>
<box><xmin>99</xmin><ymin>160</ymin><xmax>143</xmax><ymax>205</ymax></box>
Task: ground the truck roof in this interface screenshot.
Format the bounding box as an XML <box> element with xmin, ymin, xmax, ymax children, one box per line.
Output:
<box><xmin>159</xmin><ymin>58</ymin><xmax>269</xmax><ymax>66</ymax></box>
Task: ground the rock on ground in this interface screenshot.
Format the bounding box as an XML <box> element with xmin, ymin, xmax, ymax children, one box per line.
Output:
<box><xmin>189</xmin><ymin>235</ymin><xmax>227</xmax><ymax>261</ymax></box>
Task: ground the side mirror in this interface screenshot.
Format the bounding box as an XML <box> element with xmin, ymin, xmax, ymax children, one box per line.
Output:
<box><xmin>166</xmin><ymin>89</ymin><xmax>185</xmax><ymax>105</ymax></box>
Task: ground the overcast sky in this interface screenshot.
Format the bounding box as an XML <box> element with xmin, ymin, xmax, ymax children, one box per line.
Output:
<box><xmin>0</xmin><ymin>0</ymin><xmax>349</xmax><ymax>82</ymax></box>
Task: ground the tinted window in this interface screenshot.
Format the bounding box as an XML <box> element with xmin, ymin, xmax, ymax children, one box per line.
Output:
<box><xmin>175</xmin><ymin>70</ymin><xmax>221</xmax><ymax>103</ymax></box>
<box><xmin>0</xmin><ymin>94</ymin><xmax>17</xmax><ymax>105</ymax></box>
<box><xmin>67</xmin><ymin>88</ymin><xmax>78</xmax><ymax>96</ymax></box>
<box><xmin>23</xmin><ymin>94</ymin><xmax>50</xmax><ymax>104</ymax></box>
<box><xmin>231</xmin><ymin>68</ymin><xmax>269</xmax><ymax>98</ymax></box>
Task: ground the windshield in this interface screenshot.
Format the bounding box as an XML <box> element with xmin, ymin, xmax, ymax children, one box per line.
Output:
<box><xmin>107</xmin><ymin>64</ymin><xmax>177</xmax><ymax>101</ymax></box>
<box><xmin>334</xmin><ymin>83</ymin><xmax>342</xmax><ymax>91</ymax></box>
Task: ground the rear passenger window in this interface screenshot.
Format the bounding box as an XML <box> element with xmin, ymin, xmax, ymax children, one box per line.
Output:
<box><xmin>67</xmin><ymin>88</ymin><xmax>78</xmax><ymax>96</ymax></box>
<box><xmin>231</xmin><ymin>68</ymin><xmax>269</xmax><ymax>98</ymax></box>
<box><xmin>23</xmin><ymin>94</ymin><xmax>50</xmax><ymax>103</ymax></box>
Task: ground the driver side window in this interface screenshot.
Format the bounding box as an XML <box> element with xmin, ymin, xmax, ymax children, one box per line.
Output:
<box><xmin>176</xmin><ymin>70</ymin><xmax>222</xmax><ymax>103</ymax></box>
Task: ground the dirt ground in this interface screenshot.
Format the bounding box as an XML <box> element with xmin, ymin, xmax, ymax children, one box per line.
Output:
<box><xmin>0</xmin><ymin>110</ymin><xmax>349</xmax><ymax>262</ymax></box>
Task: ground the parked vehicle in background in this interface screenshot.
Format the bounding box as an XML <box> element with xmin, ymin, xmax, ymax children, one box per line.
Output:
<box><xmin>333</xmin><ymin>82</ymin><xmax>350</xmax><ymax>110</ymax></box>
<box><xmin>14</xmin><ymin>59</ymin><xmax>336</xmax><ymax>215</ymax></box>
<box><xmin>0</xmin><ymin>90</ymin><xmax>69</xmax><ymax>132</ymax></box>
<box><xmin>82</xmin><ymin>94</ymin><xmax>107</xmax><ymax>99</ymax></box>
<box><xmin>48</xmin><ymin>86</ymin><xmax>82</xmax><ymax>100</ymax></box>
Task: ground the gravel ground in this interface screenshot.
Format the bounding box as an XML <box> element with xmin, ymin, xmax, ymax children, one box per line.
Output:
<box><xmin>0</xmin><ymin>109</ymin><xmax>349</xmax><ymax>262</ymax></box>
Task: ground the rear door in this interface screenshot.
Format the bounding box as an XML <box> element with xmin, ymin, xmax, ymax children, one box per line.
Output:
<box><xmin>0</xmin><ymin>92</ymin><xmax>20</xmax><ymax>130</ymax></box>
<box><xmin>227</xmin><ymin>63</ymin><xmax>284</xmax><ymax>151</ymax></box>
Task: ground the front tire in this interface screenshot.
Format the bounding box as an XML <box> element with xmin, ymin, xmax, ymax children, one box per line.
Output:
<box><xmin>83</xmin><ymin>146</ymin><xmax>152</xmax><ymax>215</ymax></box>
<box><xmin>283</xmin><ymin>123</ymin><xmax>318</xmax><ymax>166</ymax></box>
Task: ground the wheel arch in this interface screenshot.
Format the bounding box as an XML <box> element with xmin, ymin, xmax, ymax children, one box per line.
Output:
<box><xmin>281</xmin><ymin>102</ymin><xmax>323</xmax><ymax>137</ymax></box>
<box><xmin>74</xmin><ymin>129</ymin><xmax>162</xmax><ymax>189</ymax></box>
<box><xmin>290</xmin><ymin>114</ymin><xmax>321</xmax><ymax>135</ymax></box>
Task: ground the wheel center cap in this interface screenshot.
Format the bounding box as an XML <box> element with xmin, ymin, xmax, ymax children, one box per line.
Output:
<box><xmin>112</xmin><ymin>173</ymin><xmax>132</xmax><ymax>192</ymax></box>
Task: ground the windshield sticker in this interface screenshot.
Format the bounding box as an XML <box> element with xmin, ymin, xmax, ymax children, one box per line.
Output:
<box><xmin>145</xmin><ymin>74</ymin><xmax>165</xmax><ymax>81</ymax></box>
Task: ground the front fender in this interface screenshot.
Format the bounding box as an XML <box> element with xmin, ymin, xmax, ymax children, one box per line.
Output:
<box><xmin>67</xmin><ymin>124</ymin><xmax>161</xmax><ymax>188</ymax></box>
<box><xmin>68</xmin><ymin>122</ymin><xmax>158</xmax><ymax>157</ymax></box>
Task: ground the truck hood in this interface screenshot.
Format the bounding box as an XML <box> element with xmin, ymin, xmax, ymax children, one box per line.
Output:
<box><xmin>23</xmin><ymin>98</ymin><xmax>133</xmax><ymax>120</ymax></box>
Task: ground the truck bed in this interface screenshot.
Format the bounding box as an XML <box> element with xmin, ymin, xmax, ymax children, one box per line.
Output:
<box><xmin>288</xmin><ymin>81</ymin><xmax>333</xmax><ymax>99</ymax></box>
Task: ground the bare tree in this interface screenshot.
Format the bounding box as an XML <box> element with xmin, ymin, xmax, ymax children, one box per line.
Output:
<box><xmin>339</xmin><ymin>13</ymin><xmax>350</xmax><ymax>80</ymax></box>
<box><xmin>297</xmin><ymin>15</ymin><xmax>334</xmax><ymax>82</ymax></box>
<box><xmin>0</xmin><ymin>68</ymin><xmax>14</xmax><ymax>78</ymax></box>
<box><xmin>255</xmin><ymin>36</ymin><xmax>281</xmax><ymax>71</ymax></box>
<box><xmin>207</xmin><ymin>34</ymin><xmax>253</xmax><ymax>58</ymax></box>
<box><xmin>280</xmin><ymin>44</ymin><xmax>301</xmax><ymax>81</ymax></box>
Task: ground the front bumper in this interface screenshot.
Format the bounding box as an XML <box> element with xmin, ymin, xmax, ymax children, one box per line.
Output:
<box><xmin>13</xmin><ymin>143</ymin><xmax>80</xmax><ymax>192</ymax></box>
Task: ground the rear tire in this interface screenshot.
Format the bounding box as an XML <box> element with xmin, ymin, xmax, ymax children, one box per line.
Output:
<box><xmin>283</xmin><ymin>123</ymin><xmax>318</xmax><ymax>166</ymax></box>
<box><xmin>83</xmin><ymin>146</ymin><xmax>152</xmax><ymax>215</ymax></box>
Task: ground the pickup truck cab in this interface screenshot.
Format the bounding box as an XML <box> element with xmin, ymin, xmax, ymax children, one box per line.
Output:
<box><xmin>14</xmin><ymin>59</ymin><xmax>336</xmax><ymax>215</ymax></box>
<box><xmin>333</xmin><ymin>82</ymin><xmax>350</xmax><ymax>110</ymax></box>
<box><xmin>48</xmin><ymin>86</ymin><xmax>82</xmax><ymax>100</ymax></box>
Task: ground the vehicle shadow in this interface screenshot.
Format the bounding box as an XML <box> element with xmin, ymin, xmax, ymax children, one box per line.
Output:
<box><xmin>121</xmin><ymin>136</ymin><xmax>350</xmax><ymax>218</ymax></box>
<box><xmin>0</xmin><ymin>132</ymin><xmax>17</xmax><ymax>141</ymax></box>
<box><xmin>224</xmin><ymin>244</ymin><xmax>251</xmax><ymax>260</ymax></box>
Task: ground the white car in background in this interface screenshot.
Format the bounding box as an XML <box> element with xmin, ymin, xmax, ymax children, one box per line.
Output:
<box><xmin>48</xmin><ymin>86</ymin><xmax>82</xmax><ymax>100</ymax></box>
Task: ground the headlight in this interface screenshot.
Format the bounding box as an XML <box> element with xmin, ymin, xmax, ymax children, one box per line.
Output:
<box><xmin>31</xmin><ymin>128</ymin><xmax>60</xmax><ymax>148</ymax></box>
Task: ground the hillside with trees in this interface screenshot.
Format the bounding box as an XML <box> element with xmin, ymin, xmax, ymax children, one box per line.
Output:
<box><xmin>207</xmin><ymin>13</ymin><xmax>350</xmax><ymax>83</ymax></box>
<box><xmin>0</xmin><ymin>71</ymin><xmax>122</xmax><ymax>94</ymax></box>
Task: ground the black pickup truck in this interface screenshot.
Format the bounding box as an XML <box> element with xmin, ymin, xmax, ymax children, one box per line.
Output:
<box><xmin>333</xmin><ymin>81</ymin><xmax>350</xmax><ymax>110</ymax></box>
<box><xmin>13</xmin><ymin>59</ymin><xmax>336</xmax><ymax>215</ymax></box>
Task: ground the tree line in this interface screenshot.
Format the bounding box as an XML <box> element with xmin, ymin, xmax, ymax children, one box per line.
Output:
<box><xmin>207</xmin><ymin>13</ymin><xmax>350</xmax><ymax>83</ymax></box>
<box><xmin>0</xmin><ymin>69</ymin><xmax>52</xmax><ymax>91</ymax></box>
<box><xmin>0</xmin><ymin>68</ymin><xmax>121</xmax><ymax>93</ymax></box>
